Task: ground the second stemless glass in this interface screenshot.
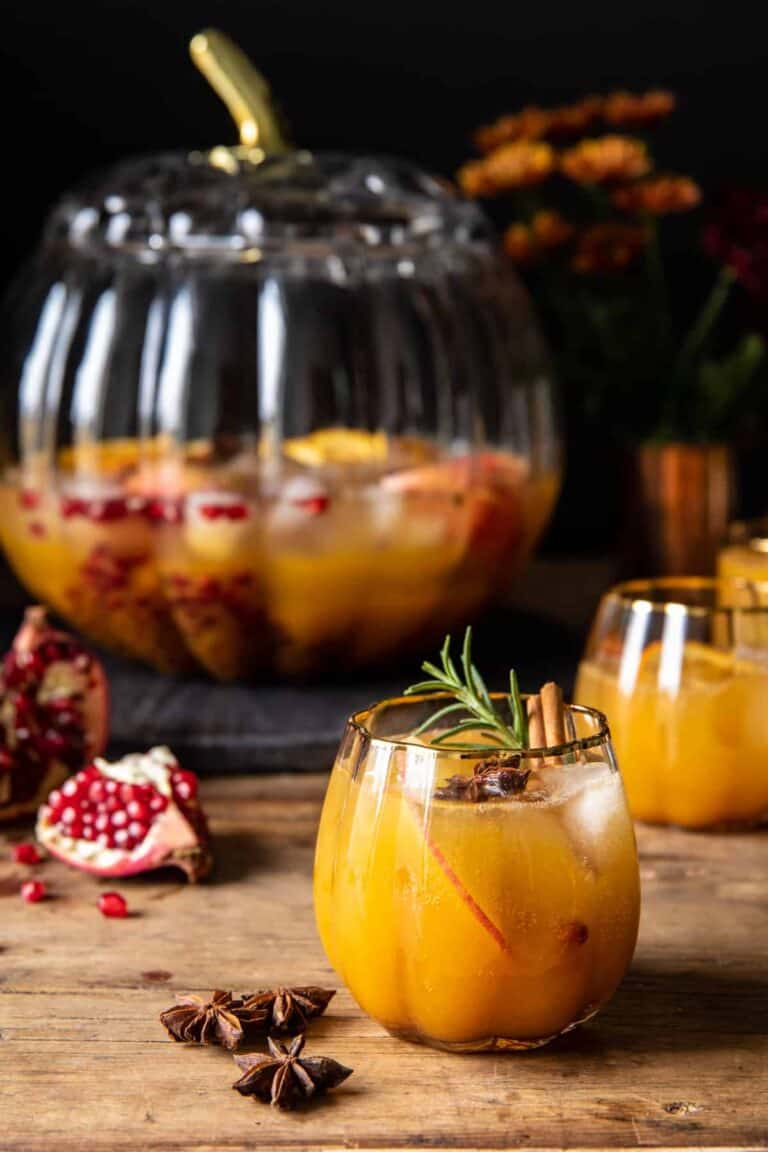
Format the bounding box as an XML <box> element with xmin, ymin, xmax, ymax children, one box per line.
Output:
<box><xmin>314</xmin><ymin>695</ymin><xmax>640</xmax><ymax>1052</ymax></box>
<box><xmin>575</xmin><ymin>578</ymin><xmax>768</xmax><ymax>829</ymax></box>
<box><xmin>718</xmin><ymin>519</ymin><xmax>768</xmax><ymax>597</ymax></box>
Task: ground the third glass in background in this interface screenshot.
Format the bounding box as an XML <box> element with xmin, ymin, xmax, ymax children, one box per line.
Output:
<box><xmin>718</xmin><ymin>518</ymin><xmax>768</xmax><ymax>595</ymax></box>
<box><xmin>575</xmin><ymin>578</ymin><xmax>768</xmax><ymax>829</ymax></box>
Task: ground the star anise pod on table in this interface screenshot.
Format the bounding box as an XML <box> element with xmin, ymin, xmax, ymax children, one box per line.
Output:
<box><xmin>434</xmin><ymin>754</ymin><xmax>531</xmax><ymax>802</ymax></box>
<box><xmin>233</xmin><ymin>1034</ymin><xmax>353</xmax><ymax>1110</ymax></box>
<box><xmin>241</xmin><ymin>986</ymin><xmax>335</xmax><ymax>1035</ymax></box>
<box><xmin>160</xmin><ymin>990</ymin><xmax>269</xmax><ymax>1050</ymax></box>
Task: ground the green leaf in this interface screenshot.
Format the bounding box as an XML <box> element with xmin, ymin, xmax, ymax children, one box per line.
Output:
<box><xmin>402</xmin><ymin>630</ymin><xmax>529</xmax><ymax>752</ymax></box>
<box><xmin>440</xmin><ymin>634</ymin><xmax>460</xmax><ymax>684</ymax></box>
<box><xmin>410</xmin><ymin>702</ymin><xmax>470</xmax><ymax>737</ymax></box>
<box><xmin>403</xmin><ymin>680</ymin><xmax>454</xmax><ymax>696</ymax></box>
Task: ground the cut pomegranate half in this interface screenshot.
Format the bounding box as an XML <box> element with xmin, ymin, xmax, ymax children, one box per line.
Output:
<box><xmin>0</xmin><ymin>607</ymin><xmax>109</xmax><ymax>822</ymax></box>
<box><xmin>36</xmin><ymin>746</ymin><xmax>212</xmax><ymax>882</ymax></box>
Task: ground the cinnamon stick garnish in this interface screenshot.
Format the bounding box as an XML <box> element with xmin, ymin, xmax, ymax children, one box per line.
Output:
<box><xmin>528</xmin><ymin>681</ymin><xmax>567</xmax><ymax>762</ymax></box>
<box><xmin>526</xmin><ymin>694</ymin><xmax>545</xmax><ymax>748</ymax></box>
<box><xmin>541</xmin><ymin>681</ymin><xmax>566</xmax><ymax>749</ymax></box>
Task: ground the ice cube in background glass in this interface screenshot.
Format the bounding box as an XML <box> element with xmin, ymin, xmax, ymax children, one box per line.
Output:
<box><xmin>266</xmin><ymin>473</ymin><xmax>332</xmax><ymax>538</ymax></box>
<box><xmin>366</xmin><ymin>483</ymin><xmax>450</xmax><ymax>551</ymax></box>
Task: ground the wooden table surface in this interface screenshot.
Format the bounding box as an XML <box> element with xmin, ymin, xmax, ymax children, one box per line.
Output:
<box><xmin>1</xmin><ymin>774</ymin><xmax>766</xmax><ymax>1151</ymax></box>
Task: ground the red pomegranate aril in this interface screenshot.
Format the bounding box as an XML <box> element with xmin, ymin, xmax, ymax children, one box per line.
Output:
<box><xmin>12</xmin><ymin>842</ymin><xmax>41</xmax><ymax>865</ymax></box>
<box><xmin>61</xmin><ymin>497</ymin><xmax>87</xmax><ymax>518</ymax></box>
<box><xmin>98</xmin><ymin>891</ymin><xmax>128</xmax><ymax>918</ymax></box>
<box><xmin>110</xmin><ymin>809</ymin><xmax>128</xmax><ymax>828</ymax></box>
<box><xmin>14</xmin><ymin>695</ymin><xmax>33</xmax><ymax>718</ymax></box>
<box><xmin>37</xmin><ymin>731</ymin><xmax>68</xmax><ymax>759</ymax></box>
<box><xmin>19</xmin><ymin>489</ymin><xmax>41</xmax><ymax>510</ymax></box>
<box><xmin>105</xmin><ymin>796</ymin><xmax>120</xmax><ymax>813</ymax></box>
<box><xmin>89</xmin><ymin>780</ymin><xmax>107</xmax><ymax>803</ymax></box>
<box><xmin>113</xmin><ymin>828</ymin><xmax>131</xmax><ymax>848</ymax></box>
<box><xmin>89</xmin><ymin>498</ymin><xmax>130</xmax><ymax>524</ymax></box>
<box><xmin>120</xmin><ymin>784</ymin><xmax>137</xmax><ymax>804</ymax></box>
<box><xmin>61</xmin><ymin>778</ymin><xmax>80</xmax><ymax>797</ymax></box>
<box><xmin>82</xmin><ymin>826</ymin><xmax>96</xmax><ymax>841</ymax></box>
<box><xmin>95</xmin><ymin>813</ymin><xmax>111</xmax><ymax>832</ymax></box>
<box><xmin>104</xmin><ymin>780</ymin><xmax>118</xmax><ymax>795</ymax></box>
<box><xmin>21</xmin><ymin>879</ymin><xmax>46</xmax><ymax>903</ymax></box>
<box><xmin>172</xmin><ymin>770</ymin><xmax>198</xmax><ymax>801</ymax></box>
<box><xmin>126</xmin><ymin>799</ymin><xmax>150</xmax><ymax>822</ymax></box>
<box><xmin>128</xmin><ymin>820</ymin><xmax>148</xmax><ymax>840</ymax></box>
<box><xmin>198</xmin><ymin>501</ymin><xmax>249</xmax><ymax>521</ymax></box>
<box><xmin>60</xmin><ymin>806</ymin><xmax>78</xmax><ymax>826</ymax></box>
<box><xmin>294</xmin><ymin>494</ymin><xmax>330</xmax><ymax>515</ymax></box>
<box><xmin>149</xmin><ymin>794</ymin><xmax>167</xmax><ymax>813</ymax></box>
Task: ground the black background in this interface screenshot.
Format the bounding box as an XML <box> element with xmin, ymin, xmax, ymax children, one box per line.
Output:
<box><xmin>2</xmin><ymin>0</ymin><xmax>767</xmax><ymax>289</ymax></box>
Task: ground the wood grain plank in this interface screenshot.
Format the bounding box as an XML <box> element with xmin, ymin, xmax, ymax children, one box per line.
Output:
<box><xmin>1</xmin><ymin>775</ymin><xmax>766</xmax><ymax>1151</ymax></box>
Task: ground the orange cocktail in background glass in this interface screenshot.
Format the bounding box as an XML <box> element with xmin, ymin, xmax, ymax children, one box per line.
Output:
<box><xmin>575</xmin><ymin>578</ymin><xmax>768</xmax><ymax>828</ymax></box>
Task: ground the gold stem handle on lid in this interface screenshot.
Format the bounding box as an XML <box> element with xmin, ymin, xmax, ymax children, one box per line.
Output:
<box><xmin>189</xmin><ymin>28</ymin><xmax>288</xmax><ymax>154</ymax></box>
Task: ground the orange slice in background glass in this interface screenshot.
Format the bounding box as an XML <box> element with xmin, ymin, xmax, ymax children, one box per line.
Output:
<box><xmin>281</xmin><ymin>428</ymin><xmax>390</xmax><ymax>467</ymax></box>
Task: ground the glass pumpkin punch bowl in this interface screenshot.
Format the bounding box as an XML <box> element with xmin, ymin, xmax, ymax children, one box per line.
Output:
<box><xmin>0</xmin><ymin>151</ymin><xmax>560</xmax><ymax>679</ymax></box>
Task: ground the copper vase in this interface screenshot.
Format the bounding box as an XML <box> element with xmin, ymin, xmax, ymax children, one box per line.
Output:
<box><xmin>623</xmin><ymin>442</ymin><xmax>735</xmax><ymax>576</ymax></box>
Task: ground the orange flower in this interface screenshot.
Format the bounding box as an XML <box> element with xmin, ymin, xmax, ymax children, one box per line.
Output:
<box><xmin>603</xmin><ymin>89</ymin><xmax>676</xmax><ymax>127</ymax></box>
<box><xmin>611</xmin><ymin>175</ymin><xmax>702</xmax><ymax>215</ymax></box>
<box><xmin>458</xmin><ymin>140</ymin><xmax>555</xmax><ymax>196</ymax></box>
<box><xmin>571</xmin><ymin>223</ymin><xmax>648</xmax><ymax>273</ymax></box>
<box><xmin>474</xmin><ymin>97</ymin><xmax>603</xmax><ymax>152</ymax></box>
<box><xmin>560</xmin><ymin>136</ymin><xmax>651</xmax><ymax>184</ymax></box>
<box><xmin>456</xmin><ymin>160</ymin><xmax>496</xmax><ymax>197</ymax></box>
<box><xmin>503</xmin><ymin>223</ymin><xmax>537</xmax><ymax>264</ymax></box>
<box><xmin>546</xmin><ymin>96</ymin><xmax>604</xmax><ymax>136</ymax></box>
<box><xmin>474</xmin><ymin>107</ymin><xmax>552</xmax><ymax>152</ymax></box>
<box><xmin>531</xmin><ymin>210</ymin><xmax>574</xmax><ymax>249</ymax></box>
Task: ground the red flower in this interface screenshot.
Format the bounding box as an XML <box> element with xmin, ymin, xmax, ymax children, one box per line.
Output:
<box><xmin>704</xmin><ymin>189</ymin><xmax>768</xmax><ymax>302</ymax></box>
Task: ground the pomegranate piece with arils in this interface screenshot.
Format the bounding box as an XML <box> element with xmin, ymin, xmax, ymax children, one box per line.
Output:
<box><xmin>0</xmin><ymin>606</ymin><xmax>109</xmax><ymax>822</ymax></box>
<box><xmin>37</xmin><ymin>746</ymin><xmax>211</xmax><ymax>882</ymax></box>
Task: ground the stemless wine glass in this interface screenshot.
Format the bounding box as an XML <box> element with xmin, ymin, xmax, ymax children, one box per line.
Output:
<box><xmin>575</xmin><ymin>578</ymin><xmax>768</xmax><ymax>828</ymax></box>
<box><xmin>314</xmin><ymin>695</ymin><xmax>640</xmax><ymax>1052</ymax></box>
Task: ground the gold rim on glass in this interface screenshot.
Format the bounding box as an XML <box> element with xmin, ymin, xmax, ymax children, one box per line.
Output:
<box><xmin>607</xmin><ymin>576</ymin><xmax>768</xmax><ymax>618</ymax></box>
<box><xmin>348</xmin><ymin>693</ymin><xmax>611</xmax><ymax>760</ymax></box>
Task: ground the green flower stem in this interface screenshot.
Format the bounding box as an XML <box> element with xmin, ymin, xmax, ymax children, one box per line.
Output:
<box><xmin>675</xmin><ymin>267</ymin><xmax>736</xmax><ymax>380</ymax></box>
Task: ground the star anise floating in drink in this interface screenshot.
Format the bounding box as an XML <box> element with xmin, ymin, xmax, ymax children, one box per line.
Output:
<box><xmin>435</xmin><ymin>755</ymin><xmax>531</xmax><ymax>801</ymax></box>
<box><xmin>159</xmin><ymin>990</ymin><xmax>269</xmax><ymax>1050</ymax></box>
<box><xmin>233</xmin><ymin>1034</ymin><xmax>353</xmax><ymax>1110</ymax></box>
<box><xmin>241</xmin><ymin>986</ymin><xmax>336</xmax><ymax>1035</ymax></box>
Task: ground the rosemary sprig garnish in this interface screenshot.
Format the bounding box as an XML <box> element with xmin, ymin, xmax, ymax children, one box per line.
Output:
<box><xmin>403</xmin><ymin>627</ymin><xmax>529</xmax><ymax>751</ymax></box>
